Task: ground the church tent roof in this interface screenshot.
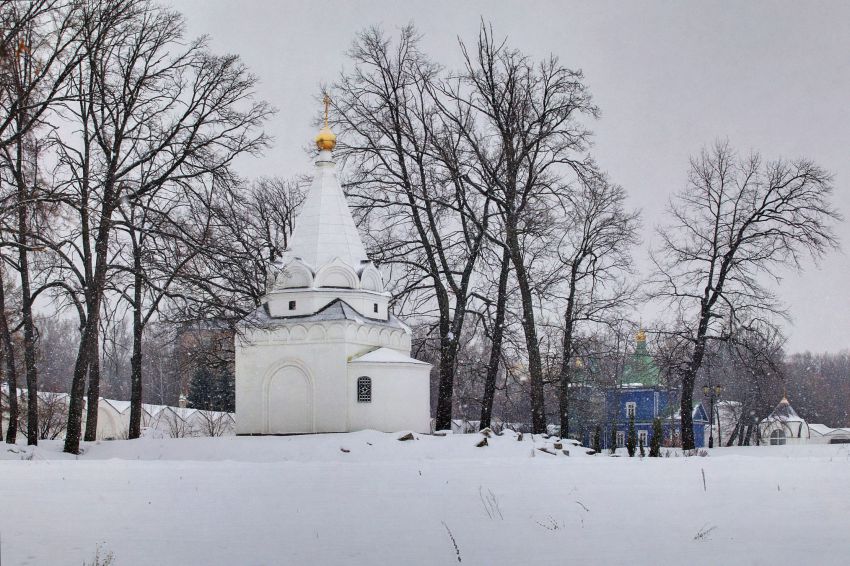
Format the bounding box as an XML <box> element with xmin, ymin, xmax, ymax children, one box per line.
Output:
<box><xmin>284</xmin><ymin>151</ymin><xmax>368</xmax><ymax>270</ymax></box>
<box><xmin>350</xmin><ymin>347</ymin><xmax>429</xmax><ymax>365</ymax></box>
<box><xmin>767</xmin><ymin>397</ymin><xmax>804</xmax><ymax>422</ymax></box>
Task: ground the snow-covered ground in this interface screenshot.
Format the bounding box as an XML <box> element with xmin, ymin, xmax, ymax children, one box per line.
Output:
<box><xmin>1</xmin><ymin>431</ymin><xmax>848</xmax><ymax>565</ymax></box>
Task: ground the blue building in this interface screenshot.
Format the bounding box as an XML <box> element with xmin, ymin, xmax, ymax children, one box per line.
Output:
<box><xmin>589</xmin><ymin>329</ymin><xmax>709</xmax><ymax>450</ymax></box>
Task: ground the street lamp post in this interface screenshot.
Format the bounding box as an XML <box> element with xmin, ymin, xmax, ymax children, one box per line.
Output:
<box><xmin>702</xmin><ymin>384</ymin><xmax>723</xmax><ymax>448</ymax></box>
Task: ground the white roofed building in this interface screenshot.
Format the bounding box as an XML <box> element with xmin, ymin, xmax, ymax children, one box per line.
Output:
<box><xmin>760</xmin><ymin>396</ymin><xmax>810</xmax><ymax>445</ymax></box>
<box><xmin>759</xmin><ymin>395</ymin><xmax>850</xmax><ymax>445</ymax></box>
<box><xmin>234</xmin><ymin>105</ymin><xmax>432</xmax><ymax>435</ymax></box>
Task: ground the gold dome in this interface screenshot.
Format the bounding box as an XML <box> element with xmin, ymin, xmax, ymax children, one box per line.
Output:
<box><xmin>636</xmin><ymin>328</ymin><xmax>647</xmax><ymax>342</ymax></box>
<box><xmin>315</xmin><ymin>126</ymin><xmax>336</xmax><ymax>151</ymax></box>
<box><xmin>315</xmin><ymin>93</ymin><xmax>336</xmax><ymax>151</ymax></box>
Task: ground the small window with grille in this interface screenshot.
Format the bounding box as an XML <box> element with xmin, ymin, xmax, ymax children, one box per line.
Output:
<box><xmin>373</xmin><ymin>303</ymin><xmax>378</xmax><ymax>313</ymax></box>
<box><xmin>288</xmin><ymin>300</ymin><xmax>296</xmax><ymax>311</ymax></box>
<box><xmin>626</xmin><ymin>402</ymin><xmax>636</xmax><ymax>418</ymax></box>
<box><xmin>357</xmin><ymin>376</ymin><xmax>372</xmax><ymax>403</ymax></box>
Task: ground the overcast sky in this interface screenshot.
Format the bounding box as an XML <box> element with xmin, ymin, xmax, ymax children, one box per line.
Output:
<box><xmin>171</xmin><ymin>0</ymin><xmax>850</xmax><ymax>354</ymax></box>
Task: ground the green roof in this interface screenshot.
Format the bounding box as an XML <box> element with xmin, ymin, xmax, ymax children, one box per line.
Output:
<box><xmin>621</xmin><ymin>331</ymin><xmax>660</xmax><ymax>387</ymax></box>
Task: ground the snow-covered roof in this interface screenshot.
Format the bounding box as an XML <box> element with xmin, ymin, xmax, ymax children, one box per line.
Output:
<box><xmin>350</xmin><ymin>347</ymin><xmax>430</xmax><ymax>365</ymax></box>
<box><xmin>103</xmin><ymin>399</ymin><xmax>131</xmax><ymax>414</ymax></box>
<box><xmin>285</xmin><ymin>150</ymin><xmax>369</xmax><ymax>270</ymax></box>
<box><xmin>809</xmin><ymin>423</ymin><xmax>850</xmax><ymax>436</ymax></box>
<box><xmin>767</xmin><ymin>397</ymin><xmax>804</xmax><ymax>422</ymax></box>
<box><xmin>245</xmin><ymin>299</ymin><xmax>408</xmax><ymax>330</ymax></box>
<box><xmin>142</xmin><ymin>403</ymin><xmax>168</xmax><ymax>418</ymax></box>
<box><xmin>670</xmin><ymin>404</ymin><xmax>709</xmax><ymax>422</ymax></box>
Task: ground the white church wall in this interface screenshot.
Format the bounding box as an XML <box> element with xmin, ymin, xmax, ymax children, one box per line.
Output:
<box><xmin>346</xmin><ymin>361</ymin><xmax>431</xmax><ymax>433</ymax></box>
<box><xmin>236</xmin><ymin>318</ymin><xmax>422</xmax><ymax>435</ymax></box>
<box><xmin>266</xmin><ymin>288</ymin><xmax>391</xmax><ymax>320</ymax></box>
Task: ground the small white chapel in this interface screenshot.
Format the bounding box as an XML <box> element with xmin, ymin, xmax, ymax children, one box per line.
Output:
<box><xmin>234</xmin><ymin>103</ymin><xmax>432</xmax><ymax>435</ymax></box>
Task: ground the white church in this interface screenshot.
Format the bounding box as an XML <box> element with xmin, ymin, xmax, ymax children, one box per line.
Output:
<box><xmin>234</xmin><ymin>108</ymin><xmax>432</xmax><ymax>435</ymax></box>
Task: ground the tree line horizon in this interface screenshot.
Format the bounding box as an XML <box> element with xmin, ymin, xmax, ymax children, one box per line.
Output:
<box><xmin>0</xmin><ymin>2</ymin><xmax>841</xmax><ymax>453</ymax></box>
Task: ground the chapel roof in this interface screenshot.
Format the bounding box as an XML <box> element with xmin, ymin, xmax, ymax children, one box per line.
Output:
<box><xmin>621</xmin><ymin>328</ymin><xmax>660</xmax><ymax>387</ymax></box>
<box><xmin>349</xmin><ymin>347</ymin><xmax>429</xmax><ymax>365</ymax></box>
<box><xmin>767</xmin><ymin>396</ymin><xmax>804</xmax><ymax>422</ymax></box>
<box><xmin>284</xmin><ymin>118</ymin><xmax>369</xmax><ymax>270</ymax></box>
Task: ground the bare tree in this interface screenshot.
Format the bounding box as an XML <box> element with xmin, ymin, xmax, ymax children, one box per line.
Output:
<box><xmin>649</xmin><ymin>141</ymin><xmax>840</xmax><ymax>449</ymax></box>
<box><xmin>0</xmin><ymin>105</ymin><xmax>58</xmax><ymax>446</ymax></box>
<box><xmin>15</xmin><ymin>390</ymin><xmax>68</xmax><ymax>440</ymax></box>
<box><xmin>195</xmin><ymin>409</ymin><xmax>232</xmax><ymax>437</ymax></box>
<box><xmin>550</xmin><ymin>177</ymin><xmax>639</xmax><ymax>438</ymax></box>
<box><xmin>334</xmin><ymin>26</ymin><xmax>492</xmax><ymax>432</ymax></box>
<box><xmin>160</xmin><ymin>408</ymin><xmax>193</xmax><ymax>439</ymax></box>
<box><xmin>0</xmin><ymin>261</ymin><xmax>20</xmax><ymax>442</ymax></box>
<box><xmin>59</xmin><ymin>1</ymin><xmax>270</xmax><ymax>454</ymax></box>
<box><xmin>476</xmin><ymin>245</ymin><xmax>512</xmax><ymax>430</ymax></box>
<box><xmin>0</xmin><ymin>0</ymin><xmax>87</xmax><ymax>152</ymax></box>
<box><xmin>166</xmin><ymin>176</ymin><xmax>305</xmax><ymax>327</ymax></box>
<box><xmin>446</xmin><ymin>24</ymin><xmax>599</xmax><ymax>433</ymax></box>
<box><xmin>113</xmin><ymin>192</ymin><xmax>205</xmax><ymax>439</ymax></box>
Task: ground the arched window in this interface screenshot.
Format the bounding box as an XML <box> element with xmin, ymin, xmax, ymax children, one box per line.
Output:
<box><xmin>770</xmin><ymin>429</ymin><xmax>786</xmax><ymax>446</ymax></box>
<box><xmin>357</xmin><ymin>376</ymin><xmax>372</xmax><ymax>403</ymax></box>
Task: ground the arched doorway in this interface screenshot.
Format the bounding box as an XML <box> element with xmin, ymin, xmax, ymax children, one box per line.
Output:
<box><xmin>265</xmin><ymin>365</ymin><xmax>312</xmax><ymax>433</ymax></box>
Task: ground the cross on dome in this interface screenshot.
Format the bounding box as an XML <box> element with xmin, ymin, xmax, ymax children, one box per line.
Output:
<box><xmin>314</xmin><ymin>94</ymin><xmax>336</xmax><ymax>151</ymax></box>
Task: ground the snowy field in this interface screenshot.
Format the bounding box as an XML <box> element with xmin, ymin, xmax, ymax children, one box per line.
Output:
<box><xmin>1</xmin><ymin>431</ymin><xmax>849</xmax><ymax>565</ymax></box>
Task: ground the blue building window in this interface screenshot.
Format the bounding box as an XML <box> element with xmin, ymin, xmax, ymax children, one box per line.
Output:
<box><xmin>626</xmin><ymin>402</ymin><xmax>636</xmax><ymax>418</ymax></box>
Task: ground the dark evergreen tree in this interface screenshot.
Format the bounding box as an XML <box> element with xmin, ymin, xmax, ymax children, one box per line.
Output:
<box><xmin>639</xmin><ymin>435</ymin><xmax>645</xmax><ymax>457</ymax></box>
<box><xmin>593</xmin><ymin>425</ymin><xmax>602</xmax><ymax>454</ymax></box>
<box><xmin>188</xmin><ymin>366</ymin><xmax>234</xmax><ymax>412</ymax></box>
<box><xmin>650</xmin><ymin>418</ymin><xmax>663</xmax><ymax>457</ymax></box>
<box><xmin>626</xmin><ymin>413</ymin><xmax>637</xmax><ymax>457</ymax></box>
<box><xmin>609</xmin><ymin>424</ymin><xmax>617</xmax><ymax>455</ymax></box>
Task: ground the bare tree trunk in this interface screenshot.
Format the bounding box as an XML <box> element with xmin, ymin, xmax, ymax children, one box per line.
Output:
<box><xmin>506</xmin><ymin>227</ymin><xmax>546</xmax><ymax>434</ymax></box>
<box><xmin>128</xmin><ymin>239</ymin><xmax>143</xmax><ymax>439</ymax></box>
<box><xmin>743</xmin><ymin>422</ymin><xmax>754</xmax><ymax>446</ymax></box>
<box><xmin>65</xmin><ymin>207</ymin><xmax>112</xmax><ymax>454</ymax></box>
<box><xmin>725</xmin><ymin>420</ymin><xmax>739</xmax><ymax>447</ymax></box>
<box><xmin>83</xmin><ymin>329</ymin><xmax>100</xmax><ymax>441</ymax></box>
<box><xmin>434</xmin><ymin>325</ymin><xmax>458</xmax><ymax>432</ymax></box>
<box><xmin>681</xmin><ymin>317</ymin><xmax>710</xmax><ymax>450</ymax></box>
<box><xmin>15</xmin><ymin>148</ymin><xmax>39</xmax><ymax>446</ymax></box>
<box><xmin>479</xmin><ymin>247</ymin><xmax>510</xmax><ymax>430</ymax></box>
<box><xmin>0</xmin><ymin>264</ymin><xmax>19</xmax><ymax>443</ymax></box>
<box><xmin>558</xmin><ymin>292</ymin><xmax>576</xmax><ymax>439</ymax></box>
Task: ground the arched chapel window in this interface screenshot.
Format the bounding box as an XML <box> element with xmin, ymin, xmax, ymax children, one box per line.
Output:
<box><xmin>770</xmin><ymin>429</ymin><xmax>786</xmax><ymax>446</ymax></box>
<box><xmin>357</xmin><ymin>376</ymin><xmax>372</xmax><ymax>403</ymax></box>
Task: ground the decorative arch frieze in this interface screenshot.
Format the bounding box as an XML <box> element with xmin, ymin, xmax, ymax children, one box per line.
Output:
<box><xmin>315</xmin><ymin>259</ymin><xmax>360</xmax><ymax>289</ymax></box>
<box><xmin>276</xmin><ymin>261</ymin><xmax>314</xmax><ymax>289</ymax></box>
<box><xmin>359</xmin><ymin>265</ymin><xmax>384</xmax><ymax>292</ymax></box>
